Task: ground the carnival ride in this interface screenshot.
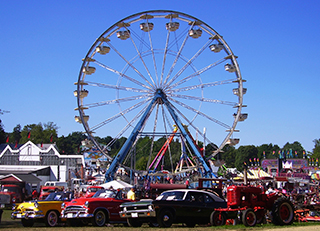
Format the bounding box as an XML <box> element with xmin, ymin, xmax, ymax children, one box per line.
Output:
<box><xmin>74</xmin><ymin>10</ymin><xmax>247</xmax><ymax>182</ymax></box>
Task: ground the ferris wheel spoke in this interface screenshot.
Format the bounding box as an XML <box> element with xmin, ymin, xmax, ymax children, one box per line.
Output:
<box><xmin>94</xmin><ymin>60</ymin><xmax>151</xmax><ymax>89</ymax></box>
<box><xmin>128</xmin><ymin>29</ymin><xmax>157</xmax><ymax>88</ymax></box>
<box><xmin>168</xmin><ymin>79</ymin><xmax>236</xmax><ymax>93</ymax></box>
<box><xmin>145</xmin><ymin>19</ymin><xmax>160</xmax><ymax>88</ymax></box>
<box><xmin>169</xmin><ymin>101</ymin><xmax>221</xmax><ymax>151</ymax></box>
<box><xmin>166</xmin><ymin>57</ymin><xmax>227</xmax><ymax>91</ymax></box>
<box><xmin>106</xmin><ymin>42</ymin><xmax>155</xmax><ymax>89</ymax></box>
<box><xmin>169</xmin><ymin>96</ymin><xmax>231</xmax><ymax>129</ymax></box>
<box><xmin>162</xmin><ymin>23</ymin><xmax>194</xmax><ymax>86</ymax></box>
<box><xmin>164</xmin><ymin>39</ymin><xmax>212</xmax><ymax>88</ymax></box>
<box><xmin>89</xmin><ymin>98</ymin><xmax>150</xmax><ymax>132</ymax></box>
<box><xmin>160</xmin><ymin>29</ymin><xmax>171</xmax><ymax>88</ymax></box>
<box><xmin>169</xmin><ymin>93</ymin><xmax>238</xmax><ymax>107</ymax></box>
<box><xmin>84</xmin><ymin>94</ymin><xmax>150</xmax><ymax>108</ymax></box>
<box><xmin>86</xmin><ymin>81</ymin><xmax>150</xmax><ymax>93</ymax></box>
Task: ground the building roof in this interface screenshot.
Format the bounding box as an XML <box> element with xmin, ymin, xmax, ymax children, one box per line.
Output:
<box><xmin>0</xmin><ymin>173</ymin><xmax>41</xmax><ymax>183</ymax></box>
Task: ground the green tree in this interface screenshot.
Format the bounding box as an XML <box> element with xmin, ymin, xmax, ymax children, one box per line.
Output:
<box><xmin>257</xmin><ymin>143</ymin><xmax>280</xmax><ymax>159</ymax></box>
<box><xmin>57</xmin><ymin>132</ymin><xmax>87</xmax><ymax>154</ymax></box>
<box><xmin>282</xmin><ymin>141</ymin><xmax>305</xmax><ymax>158</ymax></box>
<box><xmin>12</xmin><ymin>124</ymin><xmax>22</xmax><ymax>144</ymax></box>
<box><xmin>311</xmin><ymin>138</ymin><xmax>320</xmax><ymax>159</ymax></box>
<box><xmin>235</xmin><ymin>145</ymin><xmax>258</xmax><ymax>171</ymax></box>
<box><xmin>221</xmin><ymin>145</ymin><xmax>236</xmax><ymax>168</ymax></box>
<box><xmin>0</xmin><ymin>120</ymin><xmax>6</xmax><ymax>143</ymax></box>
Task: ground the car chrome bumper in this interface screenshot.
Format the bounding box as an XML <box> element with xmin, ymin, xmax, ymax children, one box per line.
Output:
<box><xmin>11</xmin><ymin>211</ymin><xmax>44</xmax><ymax>219</ymax></box>
<box><xmin>61</xmin><ymin>212</ymin><xmax>94</xmax><ymax>219</ymax></box>
<box><xmin>119</xmin><ymin>209</ymin><xmax>156</xmax><ymax>218</ymax></box>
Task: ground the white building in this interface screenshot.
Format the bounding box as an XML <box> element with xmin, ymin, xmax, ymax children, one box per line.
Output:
<box><xmin>0</xmin><ymin>141</ymin><xmax>85</xmax><ymax>187</ymax></box>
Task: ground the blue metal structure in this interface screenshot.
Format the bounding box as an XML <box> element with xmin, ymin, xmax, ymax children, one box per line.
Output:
<box><xmin>105</xmin><ymin>89</ymin><xmax>215</xmax><ymax>182</ymax></box>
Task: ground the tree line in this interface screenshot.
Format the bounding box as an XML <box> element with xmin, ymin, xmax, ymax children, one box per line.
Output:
<box><xmin>0</xmin><ymin>120</ymin><xmax>319</xmax><ymax>171</ymax></box>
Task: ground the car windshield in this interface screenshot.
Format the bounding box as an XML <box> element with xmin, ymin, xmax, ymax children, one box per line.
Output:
<box><xmin>44</xmin><ymin>192</ymin><xmax>69</xmax><ymax>201</ymax></box>
<box><xmin>88</xmin><ymin>187</ymin><xmax>101</xmax><ymax>193</ymax></box>
<box><xmin>156</xmin><ymin>191</ymin><xmax>185</xmax><ymax>201</ymax></box>
<box><xmin>92</xmin><ymin>189</ymin><xmax>116</xmax><ymax>198</ymax></box>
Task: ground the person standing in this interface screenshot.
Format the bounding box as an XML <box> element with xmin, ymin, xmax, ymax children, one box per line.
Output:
<box><xmin>127</xmin><ymin>187</ymin><xmax>136</xmax><ymax>200</ymax></box>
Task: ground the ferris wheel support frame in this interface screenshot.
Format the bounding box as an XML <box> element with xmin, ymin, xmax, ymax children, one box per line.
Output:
<box><xmin>104</xmin><ymin>89</ymin><xmax>216</xmax><ymax>182</ymax></box>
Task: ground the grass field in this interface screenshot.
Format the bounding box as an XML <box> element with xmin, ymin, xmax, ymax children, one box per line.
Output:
<box><xmin>2</xmin><ymin>209</ymin><xmax>320</xmax><ymax>231</ymax></box>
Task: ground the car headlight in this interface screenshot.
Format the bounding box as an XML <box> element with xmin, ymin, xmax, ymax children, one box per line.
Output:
<box><xmin>148</xmin><ymin>205</ymin><xmax>153</xmax><ymax>210</ymax></box>
<box><xmin>34</xmin><ymin>201</ymin><xmax>39</xmax><ymax>208</ymax></box>
<box><xmin>84</xmin><ymin>201</ymin><xmax>89</xmax><ymax>207</ymax></box>
<box><xmin>12</xmin><ymin>197</ymin><xmax>16</xmax><ymax>203</ymax></box>
<box><xmin>61</xmin><ymin>203</ymin><xmax>65</xmax><ymax>209</ymax></box>
<box><xmin>123</xmin><ymin>207</ymin><xmax>127</xmax><ymax>212</ymax></box>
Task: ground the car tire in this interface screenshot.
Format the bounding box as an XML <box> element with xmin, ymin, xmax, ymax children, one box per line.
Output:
<box><xmin>210</xmin><ymin>211</ymin><xmax>226</xmax><ymax>226</ymax></box>
<box><xmin>91</xmin><ymin>210</ymin><xmax>107</xmax><ymax>227</ymax></box>
<box><xmin>45</xmin><ymin>210</ymin><xmax>59</xmax><ymax>227</ymax></box>
<box><xmin>127</xmin><ymin>218</ymin><xmax>142</xmax><ymax>227</ymax></box>
<box><xmin>157</xmin><ymin>209</ymin><xmax>174</xmax><ymax>227</ymax></box>
<box><xmin>21</xmin><ymin>218</ymin><xmax>34</xmax><ymax>227</ymax></box>
<box><xmin>242</xmin><ymin>208</ymin><xmax>257</xmax><ymax>227</ymax></box>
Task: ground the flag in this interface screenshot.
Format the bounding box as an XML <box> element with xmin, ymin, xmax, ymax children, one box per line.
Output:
<box><xmin>50</xmin><ymin>134</ymin><xmax>53</xmax><ymax>143</ymax></box>
<box><xmin>41</xmin><ymin>141</ymin><xmax>43</xmax><ymax>148</ymax></box>
<box><xmin>27</xmin><ymin>131</ymin><xmax>31</xmax><ymax>139</ymax></box>
<box><xmin>6</xmin><ymin>135</ymin><xmax>9</xmax><ymax>143</ymax></box>
<box><xmin>15</xmin><ymin>140</ymin><xmax>18</xmax><ymax>148</ymax></box>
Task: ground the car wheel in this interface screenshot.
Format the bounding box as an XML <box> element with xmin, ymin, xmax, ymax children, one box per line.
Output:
<box><xmin>127</xmin><ymin>218</ymin><xmax>142</xmax><ymax>227</ymax></box>
<box><xmin>272</xmin><ymin>198</ymin><xmax>294</xmax><ymax>226</ymax></box>
<box><xmin>92</xmin><ymin>210</ymin><xmax>107</xmax><ymax>227</ymax></box>
<box><xmin>157</xmin><ymin>209</ymin><xmax>174</xmax><ymax>227</ymax></box>
<box><xmin>210</xmin><ymin>211</ymin><xmax>226</xmax><ymax>226</ymax></box>
<box><xmin>21</xmin><ymin>218</ymin><xmax>34</xmax><ymax>227</ymax></box>
<box><xmin>45</xmin><ymin>210</ymin><xmax>59</xmax><ymax>227</ymax></box>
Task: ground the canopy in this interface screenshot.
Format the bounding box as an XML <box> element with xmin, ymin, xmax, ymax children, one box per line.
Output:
<box><xmin>100</xmin><ymin>180</ymin><xmax>133</xmax><ymax>190</ymax></box>
<box><xmin>234</xmin><ymin>169</ymin><xmax>272</xmax><ymax>181</ymax></box>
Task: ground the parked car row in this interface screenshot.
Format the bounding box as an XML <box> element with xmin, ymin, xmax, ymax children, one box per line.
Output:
<box><xmin>11</xmin><ymin>187</ymin><xmax>227</xmax><ymax>227</ymax></box>
<box><xmin>11</xmin><ymin>184</ymin><xmax>295</xmax><ymax>228</ymax></box>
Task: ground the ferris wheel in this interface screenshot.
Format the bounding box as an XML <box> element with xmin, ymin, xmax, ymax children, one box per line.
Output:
<box><xmin>74</xmin><ymin>10</ymin><xmax>247</xmax><ymax>179</ymax></box>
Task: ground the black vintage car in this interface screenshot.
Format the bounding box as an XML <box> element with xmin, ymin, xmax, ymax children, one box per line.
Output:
<box><xmin>119</xmin><ymin>189</ymin><xmax>227</xmax><ymax>227</ymax></box>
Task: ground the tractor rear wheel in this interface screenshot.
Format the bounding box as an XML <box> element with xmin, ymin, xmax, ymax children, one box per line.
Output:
<box><xmin>242</xmin><ymin>208</ymin><xmax>257</xmax><ymax>227</ymax></box>
<box><xmin>271</xmin><ymin>198</ymin><xmax>294</xmax><ymax>225</ymax></box>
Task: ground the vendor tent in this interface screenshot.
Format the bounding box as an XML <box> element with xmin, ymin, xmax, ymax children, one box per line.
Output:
<box><xmin>234</xmin><ymin>169</ymin><xmax>272</xmax><ymax>181</ymax></box>
<box><xmin>100</xmin><ymin>179</ymin><xmax>133</xmax><ymax>190</ymax></box>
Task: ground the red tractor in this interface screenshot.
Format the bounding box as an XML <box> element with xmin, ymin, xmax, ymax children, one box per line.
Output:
<box><xmin>212</xmin><ymin>185</ymin><xmax>294</xmax><ymax>227</ymax></box>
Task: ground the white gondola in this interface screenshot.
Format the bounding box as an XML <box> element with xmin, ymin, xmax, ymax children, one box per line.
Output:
<box><xmin>226</xmin><ymin>138</ymin><xmax>240</xmax><ymax>146</ymax></box>
<box><xmin>82</xmin><ymin>66</ymin><xmax>96</xmax><ymax>75</ymax></box>
<box><xmin>209</xmin><ymin>44</ymin><xmax>224</xmax><ymax>53</ymax></box>
<box><xmin>96</xmin><ymin>46</ymin><xmax>110</xmax><ymax>55</ymax></box>
<box><xmin>73</xmin><ymin>89</ymin><xmax>88</xmax><ymax>98</ymax></box>
<box><xmin>233</xmin><ymin>88</ymin><xmax>247</xmax><ymax>96</ymax></box>
<box><xmin>234</xmin><ymin>113</ymin><xmax>248</xmax><ymax>121</ymax></box>
<box><xmin>224</xmin><ymin>63</ymin><xmax>236</xmax><ymax>73</ymax></box>
<box><xmin>75</xmin><ymin>115</ymin><xmax>89</xmax><ymax>123</ymax></box>
<box><xmin>165</xmin><ymin>22</ymin><xmax>179</xmax><ymax>31</ymax></box>
<box><xmin>189</xmin><ymin>29</ymin><xmax>202</xmax><ymax>38</ymax></box>
<box><xmin>140</xmin><ymin>22</ymin><xmax>154</xmax><ymax>32</ymax></box>
<box><xmin>116</xmin><ymin>30</ymin><xmax>130</xmax><ymax>40</ymax></box>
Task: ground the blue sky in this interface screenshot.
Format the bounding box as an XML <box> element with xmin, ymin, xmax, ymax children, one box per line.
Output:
<box><xmin>0</xmin><ymin>0</ymin><xmax>319</xmax><ymax>152</ymax></box>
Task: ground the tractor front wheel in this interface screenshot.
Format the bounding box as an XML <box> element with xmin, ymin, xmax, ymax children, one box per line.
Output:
<box><xmin>210</xmin><ymin>211</ymin><xmax>226</xmax><ymax>226</ymax></box>
<box><xmin>242</xmin><ymin>208</ymin><xmax>257</xmax><ymax>227</ymax></box>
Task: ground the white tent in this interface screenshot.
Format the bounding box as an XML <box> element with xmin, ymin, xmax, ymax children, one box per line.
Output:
<box><xmin>100</xmin><ymin>179</ymin><xmax>133</xmax><ymax>190</ymax></box>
